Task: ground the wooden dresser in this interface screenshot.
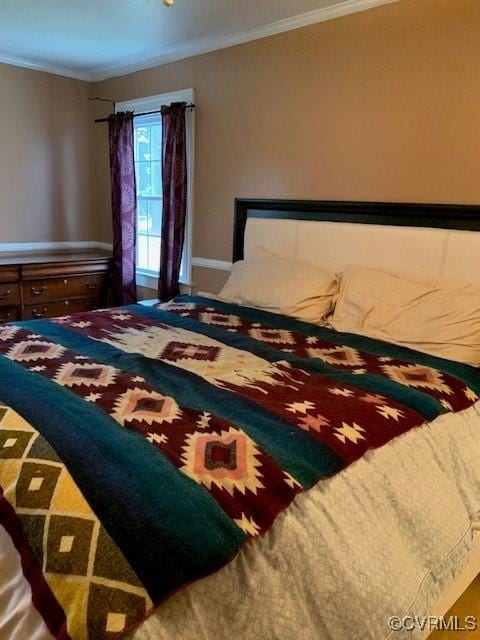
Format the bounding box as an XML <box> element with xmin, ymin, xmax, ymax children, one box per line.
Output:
<box><xmin>0</xmin><ymin>251</ymin><xmax>112</xmax><ymax>322</ymax></box>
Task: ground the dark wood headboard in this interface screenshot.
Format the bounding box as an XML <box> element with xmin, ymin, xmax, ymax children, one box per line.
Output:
<box><xmin>233</xmin><ymin>198</ymin><xmax>480</xmax><ymax>262</ymax></box>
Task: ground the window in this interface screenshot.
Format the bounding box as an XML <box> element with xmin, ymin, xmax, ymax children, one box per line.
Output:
<box><xmin>116</xmin><ymin>89</ymin><xmax>194</xmax><ymax>288</ymax></box>
<box><xmin>134</xmin><ymin>113</ymin><xmax>163</xmax><ymax>274</ymax></box>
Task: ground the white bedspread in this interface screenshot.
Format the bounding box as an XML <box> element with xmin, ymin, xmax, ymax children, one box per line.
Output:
<box><xmin>130</xmin><ymin>402</ymin><xmax>480</xmax><ymax>640</ymax></box>
<box><xmin>3</xmin><ymin>404</ymin><xmax>480</xmax><ymax>640</ymax></box>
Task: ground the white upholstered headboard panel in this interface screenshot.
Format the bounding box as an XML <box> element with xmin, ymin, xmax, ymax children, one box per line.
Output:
<box><xmin>234</xmin><ymin>200</ymin><xmax>480</xmax><ymax>283</ymax></box>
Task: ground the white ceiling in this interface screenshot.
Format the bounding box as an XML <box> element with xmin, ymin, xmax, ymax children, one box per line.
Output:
<box><xmin>0</xmin><ymin>0</ymin><xmax>396</xmax><ymax>81</ymax></box>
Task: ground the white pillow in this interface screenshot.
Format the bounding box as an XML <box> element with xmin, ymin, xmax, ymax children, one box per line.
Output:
<box><xmin>331</xmin><ymin>266</ymin><xmax>480</xmax><ymax>366</ymax></box>
<box><xmin>218</xmin><ymin>255</ymin><xmax>338</xmax><ymax>324</ymax></box>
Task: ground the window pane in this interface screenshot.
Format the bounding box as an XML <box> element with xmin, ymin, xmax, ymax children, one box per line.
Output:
<box><xmin>148</xmin><ymin>199</ymin><xmax>162</xmax><ymax>236</ymax></box>
<box><xmin>136</xmin><ymin>161</ymin><xmax>152</xmax><ymax>197</ymax></box>
<box><xmin>137</xmin><ymin>199</ymin><xmax>149</xmax><ymax>233</ymax></box>
<box><xmin>148</xmin><ymin>236</ymin><xmax>161</xmax><ymax>272</ymax></box>
<box><xmin>151</xmin><ymin>125</ymin><xmax>162</xmax><ymax>161</ymax></box>
<box><xmin>133</xmin><ymin>115</ymin><xmax>165</xmax><ymax>275</ymax></box>
<box><xmin>150</xmin><ymin>161</ymin><xmax>162</xmax><ymax>198</ymax></box>
<box><xmin>135</xmin><ymin>126</ymin><xmax>151</xmax><ymax>162</ymax></box>
<box><xmin>137</xmin><ymin>234</ymin><xmax>149</xmax><ymax>271</ymax></box>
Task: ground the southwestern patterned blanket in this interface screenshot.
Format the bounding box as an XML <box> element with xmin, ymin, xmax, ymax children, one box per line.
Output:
<box><xmin>1</xmin><ymin>295</ymin><xmax>479</xmax><ymax>640</ymax></box>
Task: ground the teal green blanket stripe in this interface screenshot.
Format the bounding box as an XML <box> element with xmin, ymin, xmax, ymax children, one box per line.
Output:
<box><xmin>128</xmin><ymin>305</ymin><xmax>444</xmax><ymax>421</ymax></box>
<box><xmin>18</xmin><ymin>320</ymin><xmax>341</xmax><ymax>485</ymax></box>
<box><xmin>0</xmin><ymin>353</ymin><xmax>246</xmax><ymax>601</ymax></box>
<box><xmin>182</xmin><ymin>295</ymin><xmax>480</xmax><ymax>396</ymax></box>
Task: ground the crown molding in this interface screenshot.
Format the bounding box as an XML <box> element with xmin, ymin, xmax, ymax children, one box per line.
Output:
<box><xmin>0</xmin><ymin>0</ymin><xmax>397</xmax><ymax>83</ymax></box>
<box><xmin>90</xmin><ymin>0</ymin><xmax>397</xmax><ymax>81</ymax></box>
<box><xmin>0</xmin><ymin>52</ymin><xmax>92</xmax><ymax>81</ymax></box>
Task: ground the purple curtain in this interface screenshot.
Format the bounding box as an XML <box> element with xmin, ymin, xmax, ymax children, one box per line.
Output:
<box><xmin>158</xmin><ymin>102</ymin><xmax>188</xmax><ymax>302</ymax></box>
<box><xmin>108</xmin><ymin>112</ymin><xmax>137</xmax><ymax>305</ymax></box>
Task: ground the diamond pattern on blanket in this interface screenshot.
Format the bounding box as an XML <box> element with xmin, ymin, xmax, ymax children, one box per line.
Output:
<box><xmin>7</xmin><ymin>340</ymin><xmax>65</xmax><ymax>362</ymax></box>
<box><xmin>307</xmin><ymin>346</ymin><xmax>365</xmax><ymax>367</ymax></box>
<box><xmin>54</xmin><ymin>362</ymin><xmax>117</xmax><ymax>388</ymax></box>
<box><xmin>87</xmin><ymin>583</ymin><xmax>147</xmax><ymax>640</ymax></box>
<box><xmin>16</xmin><ymin>462</ymin><xmax>62</xmax><ymax>510</ymax></box>
<box><xmin>0</xmin><ymin>405</ymin><xmax>151</xmax><ymax>640</ymax></box>
<box><xmin>112</xmin><ymin>387</ymin><xmax>182</xmax><ymax>426</ymax></box>
<box><xmin>382</xmin><ymin>364</ymin><xmax>453</xmax><ymax>394</ymax></box>
<box><xmin>0</xmin><ymin>430</ymin><xmax>34</xmax><ymax>459</ymax></box>
<box><xmin>46</xmin><ymin>515</ymin><xmax>94</xmax><ymax>576</ymax></box>
<box><xmin>181</xmin><ymin>428</ymin><xmax>264</xmax><ymax>496</ymax></box>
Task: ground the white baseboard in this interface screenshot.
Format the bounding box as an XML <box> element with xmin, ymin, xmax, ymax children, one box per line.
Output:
<box><xmin>191</xmin><ymin>257</ymin><xmax>232</xmax><ymax>271</ymax></box>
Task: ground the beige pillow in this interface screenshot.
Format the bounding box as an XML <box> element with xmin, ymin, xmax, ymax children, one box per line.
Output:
<box><xmin>218</xmin><ymin>255</ymin><xmax>338</xmax><ymax>324</ymax></box>
<box><xmin>331</xmin><ymin>266</ymin><xmax>480</xmax><ymax>366</ymax></box>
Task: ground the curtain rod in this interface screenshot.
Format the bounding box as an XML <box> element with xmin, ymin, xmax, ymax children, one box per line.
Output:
<box><xmin>93</xmin><ymin>104</ymin><xmax>195</xmax><ymax>123</ymax></box>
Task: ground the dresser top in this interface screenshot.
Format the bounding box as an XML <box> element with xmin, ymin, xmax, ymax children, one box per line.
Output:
<box><xmin>0</xmin><ymin>250</ymin><xmax>112</xmax><ymax>266</ymax></box>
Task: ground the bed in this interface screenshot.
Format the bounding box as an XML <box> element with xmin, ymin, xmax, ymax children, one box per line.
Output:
<box><xmin>2</xmin><ymin>198</ymin><xmax>480</xmax><ymax>640</ymax></box>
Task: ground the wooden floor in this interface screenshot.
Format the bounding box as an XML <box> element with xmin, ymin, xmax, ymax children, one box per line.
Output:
<box><xmin>430</xmin><ymin>575</ymin><xmax>480</xmax><ymax>638</ymax></box>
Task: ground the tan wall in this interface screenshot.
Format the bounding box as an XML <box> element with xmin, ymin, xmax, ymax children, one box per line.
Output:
<box><xmin>191</xmin><ymin>267</ymin><xmax>229</xmax><ymax>295</ymax></box>
<box><xmin>91</xmin><ymin>0</ymin><xmax>480</xmax><ymax>293</ymax></box>
<box><xmin>0</xmin><ymin>63</ymin><xmax>93</xmax><ymax>242</ymax></box>
<box><xmin>2</xmin><ymin>0</ymin><xmax>479</xmax><ymax>295</ymax></box>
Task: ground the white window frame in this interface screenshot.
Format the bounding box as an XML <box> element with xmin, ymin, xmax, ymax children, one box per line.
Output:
<box><xmin>116</xmin><ymin>88</ymin><xmax>195</xmax><ymax>288</ymax></box>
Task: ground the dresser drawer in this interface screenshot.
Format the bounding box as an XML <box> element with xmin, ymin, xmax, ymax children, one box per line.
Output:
<box><xmin>23</xmin><ymin>297</ymin><xmax>102</xmax><ymax>320</ymax></box>
<box><xmin>0</xmin><ymin>306</ymin><xmax>20</xmax><ymax>323</ymax></box>
<box><xmin>22</xmin><ymin>274</ymin><xmax>107</xmax><ymax>304</ymax></box>
<box><xmin>0</xmin><ymin>283</ymin><xmax>20</xmax><ymax>308</ymax></box>
<box><xmin>0</xmin><ymin>266</ymin><xmax>20</xmax><ymax>283</ymax></box>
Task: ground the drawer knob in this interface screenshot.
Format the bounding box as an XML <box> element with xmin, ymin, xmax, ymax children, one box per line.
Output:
<box><xmin>32</xmin><ymin>308</ymin><xmax>47</xmax><ymax>319</ymax></box>
<box><xmin>0</xmin><ymin>290</ymin><xmax>11</xmax><ymax>299</ymax></box>
<box><xmin>86</xmin><ymin>282</ymin><xmax>98</xmax><ymax>290</ymax></box>
<box><xmin>31</xmin><ymin>286</ymin><xmax>47</xmax><ymax>296</ymax></box>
